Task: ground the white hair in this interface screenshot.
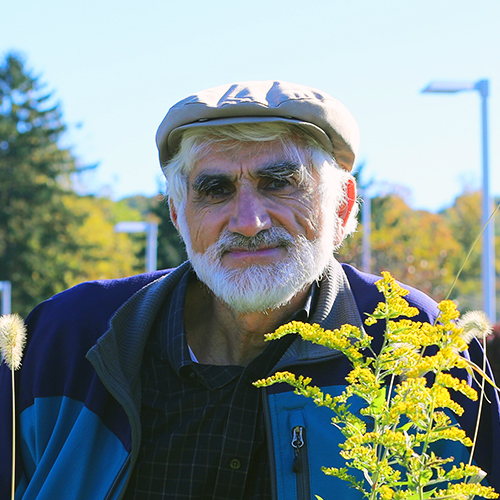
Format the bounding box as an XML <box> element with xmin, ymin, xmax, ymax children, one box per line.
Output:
<box><xmin>162</xmin><ymin>122</ymin><xmax>359</xmax><ymax>243</ymax></box>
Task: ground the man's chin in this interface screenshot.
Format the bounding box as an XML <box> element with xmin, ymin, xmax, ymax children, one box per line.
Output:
<box><xmin>194</xmin><ymin>263</ymin><xmax>310</xmax><ymax>314</ymax></box>
<box><xmin>215</xmin><ymin>289</ymin><xmax>299</xmax><ymax>315</ymax></box>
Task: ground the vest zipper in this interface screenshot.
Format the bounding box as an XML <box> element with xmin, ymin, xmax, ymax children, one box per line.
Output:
<box><xmin>291</xmin><ymin>425</ymin><xmax>310</xmax><ymax>500</ymax></box>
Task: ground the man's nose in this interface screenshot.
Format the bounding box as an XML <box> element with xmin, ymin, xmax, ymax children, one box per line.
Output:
<box><xmin>227</xmin><ymin>188</ymin><xmax>272</xmax><ymax>237</ymax></box>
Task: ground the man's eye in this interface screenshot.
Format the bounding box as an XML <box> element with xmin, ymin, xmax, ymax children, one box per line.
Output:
<box><xmin>265</xmin><ymin>178</ymin><xmax>292</xmax><ymax>190</ymax></box>
<box><xmin>197</xmin><ymin>183</ymin><xmax>233</xmax><ymax>200</ymax></box>
<box><xmin>207</xmin><ymin>186</ymin><xmax>230</xmax><ymax>196</ymax></box>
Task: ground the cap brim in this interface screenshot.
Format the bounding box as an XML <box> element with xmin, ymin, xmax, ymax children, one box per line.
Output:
<box><xmin>163</xmin><ymin>116</ymin><xmax>354</xmax><ymax>171</ymax></box>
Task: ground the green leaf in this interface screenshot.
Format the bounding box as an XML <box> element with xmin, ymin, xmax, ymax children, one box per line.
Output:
<box><xmin>405</xmin><ymin>488</ymin><xmax>436</xmax><ymax>499</ymax></box>
<box><xmin>370</xmin><ymin>386</ymin><xmax>387</xmax><ymax>413</ymax></box>
<box><xmin>398</xmin><ymin>422</ymin><xmax>413</xmax><ymax>432</ymax></box>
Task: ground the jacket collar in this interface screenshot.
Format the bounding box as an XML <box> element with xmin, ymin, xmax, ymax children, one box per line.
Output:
<box><xmin>87</xmin><ymin>258</ymin><xmax>365</xmax><ymax>393</ymax></box>
<box><xmin>274</xmin><ymin>258</ymin><xmax>366</xmax><ymax>370</ymax></box>
<box><xmin>86</xmin><ymin>261</ymin><xmax>191</xmax><ymax>401</ymax></box>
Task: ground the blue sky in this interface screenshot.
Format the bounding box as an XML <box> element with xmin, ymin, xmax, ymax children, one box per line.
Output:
<box><xmin>2</xmin><ymin>0</ymin><xmax>499</xmax><ymax>212</ymax></box>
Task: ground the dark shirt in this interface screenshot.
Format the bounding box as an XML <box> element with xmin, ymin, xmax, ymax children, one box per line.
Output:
<box><xmin>124</xmin><ymin>270</ymin><xmax>316</xmax><ymax>499</ymax></box>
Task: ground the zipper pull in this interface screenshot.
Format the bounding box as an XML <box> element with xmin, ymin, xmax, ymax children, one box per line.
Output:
<box><xmin>291</xmin><ymin>426</ymin><xmax>304</xmax><ymax>473</ymax></box>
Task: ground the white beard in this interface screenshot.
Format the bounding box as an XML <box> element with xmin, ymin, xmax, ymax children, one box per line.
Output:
<box><xmin>177</xmin><ymin>210</ymin><xmax>337</xmax><ymax>314</ymax></box>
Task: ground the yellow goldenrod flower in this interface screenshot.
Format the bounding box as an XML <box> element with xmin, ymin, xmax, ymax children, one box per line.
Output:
<box><xmin>346</xmin><ymin>366</ymin><xmax>379</xmax><ymax>392</ymax></box>
<box><xmin>253</xmin><ymin>272</ymin><xmax>497</xmax><ymax>500</ymax></box>
<box><xmin>446</xmin><ymin>462</ymin><xmax>483</xmax><ymax>481</ymax></box>
<box><xmin>428</xmin><ymin>426</ymin><xmax>472</xmax><ymax>447</ymax></box>
<box><xmin>432</xmin><ymin>411</ymin><xmax>452</xmax><ymax>428</ymax></box>
<box><xmin>439</xmin><ymin>482</ymin><xmax>499</xmax><ymax>499</ymax></box>
<box><xmin>379</xmin><ymin>484</ymin><xmax>394</xmax><ymax>500</ymax></box>
<box><xmin>435</xmin><ymin>372</ymin><xmax>478</xmax><ymax>401</ymax></box>
<box><xmin>437</xmin><ymin>300</ymin><xmax>460</xmax><ymax>322</ymax></box>
<box><xmin>431</xmin><ymin>384</ymin><xmax>465</xmax><ymax>416</ymax></box>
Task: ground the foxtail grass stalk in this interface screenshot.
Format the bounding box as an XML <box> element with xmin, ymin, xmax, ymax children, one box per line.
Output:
<box><xmin>457</xmin><ymin>310</ymin><xmax>494</xmax><ymax>469</ymax></box>
<box><xmin>10</xmin><ymin>366</ymin><xmax>15</xmax><ymax>500</ymax></box>
<box><xmin>441</xmin><ymin>203</ymin><xmax>499</xmax><ymax>477</ymax></box>
<box><xmin>0</xmin><ymin>314</ymin><xmax>27</xmax><ymax>500</ymax></box>
<box><xmin>469</xmin><ymin>333</ymin><xmax>487</xmax><ymax>470</ymax></box>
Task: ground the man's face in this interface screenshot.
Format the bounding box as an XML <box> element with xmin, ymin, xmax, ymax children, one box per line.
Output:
<box><xmin>172</xmin><ymin>140</ymin><xmax>344</xmax><ymax>313</ymax></box>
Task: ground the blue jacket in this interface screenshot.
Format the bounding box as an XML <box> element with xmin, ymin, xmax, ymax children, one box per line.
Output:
<box><xmin>1</xmin><ymin>262</ymin><xmax>499</xmax><ymax>500</ymax></box>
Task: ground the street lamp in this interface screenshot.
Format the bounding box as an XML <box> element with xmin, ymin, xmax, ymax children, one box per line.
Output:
<box><xmin>114</xmin><ymin>221</ymin><xmax>158</xmax><ymax>273</ymax></box>
<box><xmin>0</xmin><ymin>281</ymin><xmax>11</xmax><ymax>315</ymax></box>
<box><xmin>422</xmin><ymin>79</ymin><xmax>496</xmax><ymax>322</ymax></box>
<box><xmin>359</xmin><ymin>187</ymin><xmax>372</xmax><ymax>274</ymax></box>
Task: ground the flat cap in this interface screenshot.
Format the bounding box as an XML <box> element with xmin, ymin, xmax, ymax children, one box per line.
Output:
<box><xmin>156</xmin><ymin>80</ymin><xmax>360</xmax><ymax>171</ymax></box>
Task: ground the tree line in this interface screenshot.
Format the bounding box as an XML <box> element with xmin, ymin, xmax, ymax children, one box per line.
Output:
<box><xmin>0</xmin><ymin>53</ymin><xmax>498</xmax><ymax>320</ymax></box>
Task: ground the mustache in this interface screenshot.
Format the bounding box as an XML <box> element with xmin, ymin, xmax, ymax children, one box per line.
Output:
<box><xmin>214</xmin><ymin>228</ymin><xmax>295</xmax><ymax>257</ymax></box>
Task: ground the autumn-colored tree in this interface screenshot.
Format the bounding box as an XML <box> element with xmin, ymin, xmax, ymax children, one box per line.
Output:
<box><xmin>441</xmin><ymin>190</ymin><xmax>500</xmax><ymax>313</ymax></box>
<box><xmin>339</xmin><ymin>193</ymin><xmax>462</xmax><ymax>301</ymax></box>
<box><xmin>60</xmin><ymin>195</ymin><xmax>144</xmax><ymax>286</ymax></box>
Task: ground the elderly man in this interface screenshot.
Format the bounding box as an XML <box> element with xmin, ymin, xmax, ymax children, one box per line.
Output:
<box><xmin>1</xmin><ymin>81</ymin><xmax>499</xmax><ymax>500</ymax></box>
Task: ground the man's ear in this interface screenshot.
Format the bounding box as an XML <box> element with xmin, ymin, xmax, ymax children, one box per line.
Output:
<box><xmin>169</xmin><ymin>198</ymin><xmax>180</xmax><ymax>231</ymax></box>
<box><xmin>338</xmin><ymin>178</ymin><xmax>357</xmax><ymax>228</ymax></box>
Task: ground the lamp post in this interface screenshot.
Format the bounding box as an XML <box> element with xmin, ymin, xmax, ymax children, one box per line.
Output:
<box><xmin>360</xmin><ymin>188</ymin><xmax>372</xmax><ymax>274</ymax></box>
<box><xmin>422</xmin><ymin>79</ymin><xmax>496</xmax><ymax>322</ymax></box>
<box><xmin>114</xmin><ymin>221</ymin><xmax>158</xmax><ymax>273</ymax></box>
<box><xmin>0</xmin><ymin>281</ymin><xmax>11</xmax><ymax>315</ymax></box>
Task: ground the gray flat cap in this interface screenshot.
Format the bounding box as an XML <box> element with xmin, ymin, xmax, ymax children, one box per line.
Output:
<box><xmin>156</xmin><ymin>80</ymin><xmax>360</xmax><ymax>171</ymax></box>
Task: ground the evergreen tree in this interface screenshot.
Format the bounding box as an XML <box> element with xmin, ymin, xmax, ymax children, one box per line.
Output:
<box><xmin>0</xmin><ymin>53</ymin><xmax>88</xmax><ymax>315</ymax></box>
<box><xmin>153</xmin><ymin>195</ymin><xmax>188</xmax><ymax>270</ymax></box>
